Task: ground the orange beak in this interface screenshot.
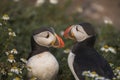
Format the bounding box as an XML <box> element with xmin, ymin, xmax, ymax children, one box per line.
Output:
<box><xmin>64</xmin><ymin>26</ymin><xmax>76</xmax><ymax>40</ymax></box>
<box><xmin>64</xmin><ymin>26</ymin><xmax>75</xmax><ymax>39</ymax></box>
<box><xmin>52</xmin><ymin>34</ymin><xmax>64</xmax><ymax>48</ymax></box>
<box><xmin>64</xmin><ymin>26</ymin><xmax>72</xmax><ymax>38</ymax></box>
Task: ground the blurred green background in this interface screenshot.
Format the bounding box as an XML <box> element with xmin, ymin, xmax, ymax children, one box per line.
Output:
<box><xmin>0</xmin><ymin>0</ymin><xmax>120</xmax><ymax>80</ymax></box>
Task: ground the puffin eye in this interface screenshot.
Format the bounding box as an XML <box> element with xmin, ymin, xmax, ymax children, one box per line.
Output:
<box><xmin>46</xmin><ymin>32</ymin><xmax>49</xmax><ymax>38</ymax></box>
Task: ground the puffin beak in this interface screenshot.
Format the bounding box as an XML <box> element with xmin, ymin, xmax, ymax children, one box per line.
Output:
<box><xmin>64</xmin><ymin>26</ymin><xmax>75</xmax><ymax>39</ymax></box>
<box><xmin>51</xmin><ymin>33</ymin><xmax>64</xmax><ymax>48</ymax></box>
<box><xmin>64</xmin><ymin>26</ymin><xmax>72</xmax><ymax>38</ymax></box>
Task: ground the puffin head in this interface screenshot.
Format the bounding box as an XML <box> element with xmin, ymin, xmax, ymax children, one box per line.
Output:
<box><xmin>32</xmin><ymin>27</ymin><xmax>64</xmax><ymax>48</ymax></box>
<box><xmin>64</xmin><ymin>22</ymin><xmax>96</xmax><ymax>43</ymax></box>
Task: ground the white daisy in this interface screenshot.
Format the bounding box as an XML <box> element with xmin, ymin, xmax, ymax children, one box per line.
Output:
<box><xmin>11</xmin><ymin>49</ymin><xmax>18</xmax><ymax>54</ymax></box>
<box><xmin>49</xmin><ymin>0</ymin><xmax>58</xmax><ymax>4</ymax></box>
<box><xmin>35</xmin><ymin>0</ymin><xmax>45</xmax><ymax>6</ymax></box>
<box><xmin>9</xmin><ymin>31</ymin><xmax>16</xmax><ymax>37</ymax></box>
<box><xmin>103</xmin><ymin>16</ymin><xmax>113</xmax><ymax>24</ymax></box>
<box><xmin>20</xmin><ymin>58</ymin><xmax>27</xmax><ymax>63</ymax></box>
<box><xmin>5</xmin><ymin>51</ymin><xmax>10</xmax><ymax>55</ymax></box>
<box><xmin>0</xmin><ymin>23</ymin><xmax>2</xmax><ymax>26</ymax></box>
<box><xmin>100</xmin><ymin>45</ymin><xmax>116</xmax><ymax>54</ymax></box>
<box><xmin>10</xmin><ymin>66</ymin><xmax>22</xmax><ymax>74</ymax></box>
<box><xmin>63</xmin><ymin>48</ymin><xmax>70</xmax><ymax>54</ymax></box>
<box><xmin>2</xmin><ymin>14</ymin><xmax>10</xmax><ymax>20</ymax></box>
<box><xmin>8</xmin><ymin>54</ymin><xmax>16</xmax><ymax>63</ymax></box>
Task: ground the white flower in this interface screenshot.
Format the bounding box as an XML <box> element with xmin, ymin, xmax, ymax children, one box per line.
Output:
<box><xmin>82</xmin><ymin>71</ymin><xmax>98</xmax><ymax>78</ymax></box>
<box><xmin>82</xmin><ymin>71</ymin><xmax>91</xmax><ymax>77</ymax></box>
<box><xmin>103</xmin><ymin>16</ymin><xmax>113</xmax><ymax>24</ymax></box>
<box><xmin>95</xmin><ymin>76</ymin><xmax>106</xmax><ymax>80</ymax></box>
<box><xmin>49</xmin><ymin>0</ymin><xmax>58</xmax><ymax>4</ymax></box>
<box><xmin>2</xmin><ymin>14</ymin><xmax>10</xmax><ymax>20</ymax></box>
<box><xmin>1</xmin><ymin>69</ymin><xmax>6</xmax><ymax>75</ymax></box>
<box><xmin>101</xmin><ymin>47</ymin><xmax>109</xmax><ymax>52</ymax></box>
<box><xmin>5</xmin><ymin>51</ymin><xmax>10</xmax><ymax>55</ymax></box>
<box><xmin>108</xmin><ymin>47</ymin><xmax>116</xmax><ymax>54</ymax></box>
<box><xmin>9</xmin><ymin>31</ymin><xmax>16</xmax><ymax>37</ymax></box>
<box><xmin>76</xmin><ymin>7</ymin><xmax>83</xmax><ymax>13</ymax></box>
<box><xmin>8</xmin><ymin>28</ymin><xmax>12</xmax><ymax>31</ymax></box>
<box><xmin>117</xmin><ymin>75</ymin><xmax>120</xmax><ymax>79</ymax></box>
<box><xmin>63</xmin><ymin>48</ymin><xmax>70</xmax><ymax>54</ymax></box>
<box><xmin>89</xmin><ymin>71</ymin><xmax>98</xmax><ymax>78</ymax></box>
<box><xmin>20</xmin><ymin>58</ymin><xmax>27</xmax><ymax>63</ymax></box>
<box><xmin>10</xmin><ymin>67</ymin><xmax>22</xmax><ymax>74</ymax></box>
<box><xmin>114</xmin><ymin>67</ymin><xmax>120</xmax><ymax>75</ymax></box>
<box><xmin>0</xmin><ymin>23</ymin><xmax>2</xmax><ymax>26</ymax></box>
<box><xmin>35</xmin><ymin>0</ymin><xmax>45</xmax><ymax>6</ymax></box>
<box><xmin>11</xmin><ymin>49</ymin><xmax>18</xmax><ymax>54</ymax></box>
<box><xmin>13</xmin><ymin>77</ymin><xmax>21</xmax><ymax>80</ymax></box>
<box><xmin>8</xmin><ymin>58</ymin><xmax>16</xmax><ymax>63</ymax></box>
<box><xmin>6</xmin><ymin>49</ymin><xmax>18</xmax><ymax>55</ymax></box>
<box><xmin>82</xmin><ymin>71</ymin><xmax>110</xmax><ymax>80</ymax></box>
<box><xmin>109</xmin><ymin>63</ymin><xmax>114</xmax><ymax>67</ymax></box>
<box><xmin>100</xmin><ymin>45</ymin><xmax>116</xmax><ymax>54</ymax></box>
<box><xmin>7</xmin><ymin>54</ymin><xmax>16</xmax><ymax>63</ymax></box>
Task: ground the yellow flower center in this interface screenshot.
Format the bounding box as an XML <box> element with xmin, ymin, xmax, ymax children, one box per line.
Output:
<box><xmin>104</xmin><ymin>45</ymin><xmax>109</xmax><ymax>49</ymax></box>
<box><xmin>91</xmin><ymin>71</ymin><xmax>97</xmax><ymax>74</ymax></box>
<box><xmin>14</xmin><ymin>77</ymin><xmax>20</xmax><ymax>80</ymax></box>
<box><xmin>8</xmin><ymin>54</ymin><xmax>14</xmax><ymax>60</ymax></box>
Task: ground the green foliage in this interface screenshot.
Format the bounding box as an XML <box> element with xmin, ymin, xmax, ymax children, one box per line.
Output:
<box><xmin>0</xmin><ymin>14</ymin><xmax>27</xmax><ymax>80</ymax></box>
<box><xmin>0</xmin><ymin>0</ymin><xmax>120</xmax><ymax>80</ymax></box>
<box><xmin>96</xmin><ymin>24</ymin><xmax>120</xmax><ymax>66</ymax></box>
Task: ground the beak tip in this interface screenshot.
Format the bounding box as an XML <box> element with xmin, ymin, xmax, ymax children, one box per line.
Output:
<box><xmin>63</xmin><ymin>32</ymin><xmax>67</xmax><ymax>38</ymax></box>
<box><xmin>59</xmin><ymin>37</ymin><xmax>65</xmax><ymax>48</ymax></box>
<box><xmin>55</xmin><ymin>34</ymin><xmax>65</xmax><ymax>48</ymax></box>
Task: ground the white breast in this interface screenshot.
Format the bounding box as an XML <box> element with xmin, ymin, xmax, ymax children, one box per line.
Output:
<box><xmin>68</xmin><ymin>52</ymin><xmax>79</xmax><ymax>80</ymax></box>
<box><xmin>27</xmin><ymin>52</ymin><xmax>59</xmax><ymax>80</ymax></box>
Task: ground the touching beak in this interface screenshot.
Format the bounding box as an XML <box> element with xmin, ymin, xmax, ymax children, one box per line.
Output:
<box><xmin>64</xmin><ymin>26</ymin><xmax>75</xmax><ymax>39</ymax></box>
<box><xmin>51</xmin><ymin>33</ymin><xmax>64</xmax><ymax>48</ymax></box>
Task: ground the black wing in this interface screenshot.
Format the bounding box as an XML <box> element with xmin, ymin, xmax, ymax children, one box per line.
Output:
<box><xmin>73</xmin><ymin>48</ymin><xmax>114</xmax><ymax>79</ymax></box>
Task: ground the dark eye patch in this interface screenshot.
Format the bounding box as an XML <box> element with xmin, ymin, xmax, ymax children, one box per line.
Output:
<box><xmin>76</xmin><ymin>26</ymin><xmax>79</xmax><ymax>31</ymax></box>
<box><xmin>46</xmin><ymin>32</ymin><xmax>49</xmax><ymax>38</ymax></box>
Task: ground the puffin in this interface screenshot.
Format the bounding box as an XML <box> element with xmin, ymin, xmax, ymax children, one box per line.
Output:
<box><xmin>27</xmin><ymin>27</ymin><xmax>64</xmax><ymax>80</ymax></box>
<box><xmin>63</xmin><ymin>22</ymin><xmax>114</xmax><ymax>80</ymax></box>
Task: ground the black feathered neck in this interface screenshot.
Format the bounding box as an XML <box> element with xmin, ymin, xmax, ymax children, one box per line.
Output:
<box><xmin>72</xmin><ymin>36</ymin><xmax>96</xmax><ymax>54</ymax></box>
<box><xmin>79</xmin><ymin>36</ymin><xmax>96</xmax><ymax>47</ymax></box>
<box><xmin>28</xmin><ymin>36</ymin><xmax>49</xmax><ymax>59</ymax></box>
<box><xmin>31</xmin><ymin>37</ymin><xmax>49</xmax><ymax>53</ymax></box>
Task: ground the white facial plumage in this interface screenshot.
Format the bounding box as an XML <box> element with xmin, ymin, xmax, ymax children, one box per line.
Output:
<box><xmin>71</xmin><ymin>25</ymin><xmax>91</xmax><ymax>42</ymax></box>
<box><xmin>33</xmin><ymin>31</ymin><xmax>56</xmax><ymax>47</ymax></box>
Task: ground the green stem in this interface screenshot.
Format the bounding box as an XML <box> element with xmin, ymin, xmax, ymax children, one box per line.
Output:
<box><xmin>1</xmin><ymin>36</ymin><xmax>13</xmax><ymax>54</ymax></box>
